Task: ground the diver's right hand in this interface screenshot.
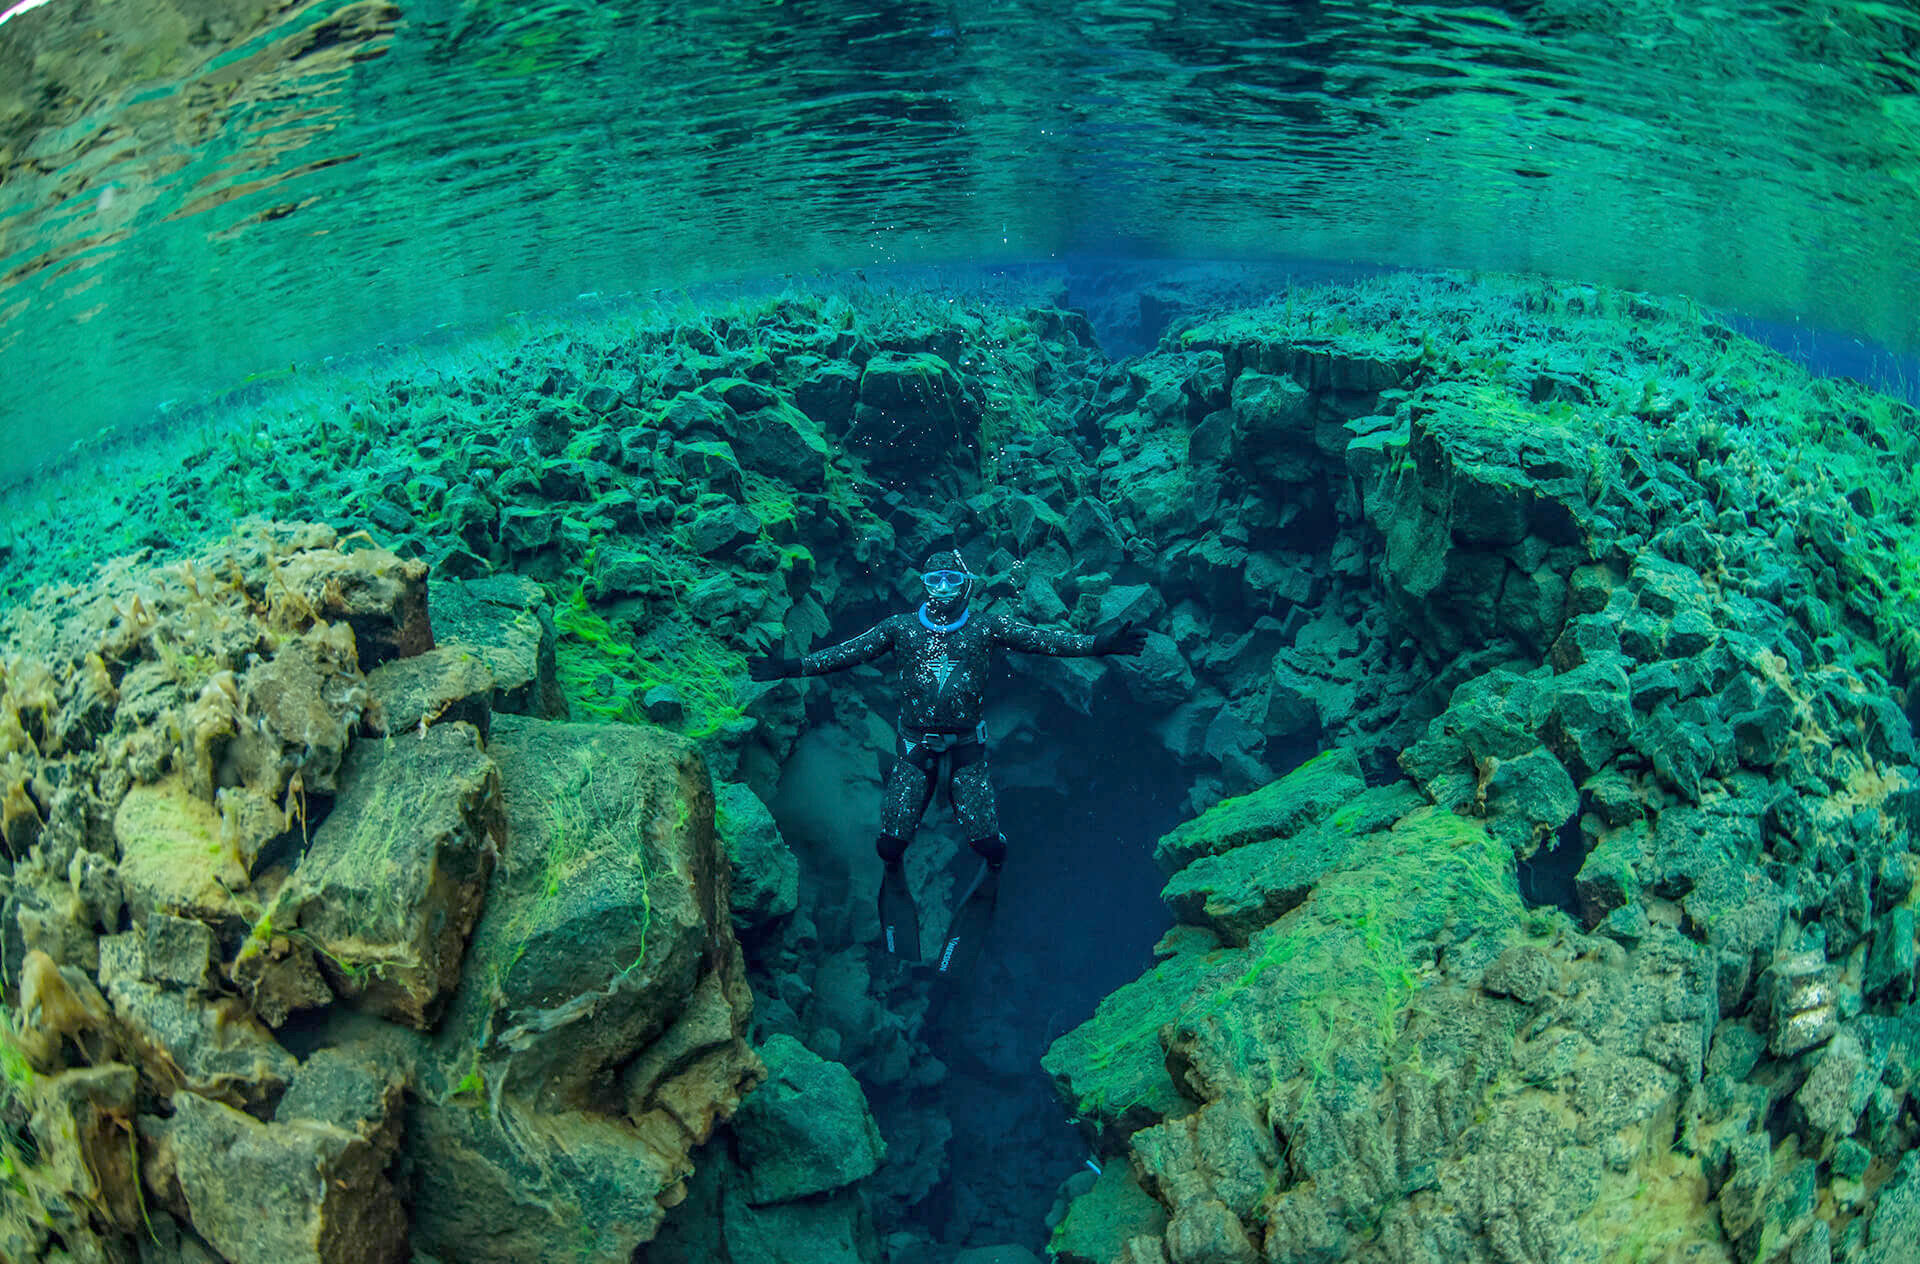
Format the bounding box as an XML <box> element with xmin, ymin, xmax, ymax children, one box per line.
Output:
<box><xmin>748</xmin><ymin>656</ymin><xmax>802</xmax><ymax>682</ymax></box>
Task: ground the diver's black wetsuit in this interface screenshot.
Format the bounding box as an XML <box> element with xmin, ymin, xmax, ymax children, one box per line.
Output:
<box><xmin>753</xmin><ymin>553</ymin><xmax>1145</xmax><ymax>974</ymax></box>
<box><xmin>794</xmin><ymin>607</ymin><xmax>1108</xmax><ymax>859</ymax></box>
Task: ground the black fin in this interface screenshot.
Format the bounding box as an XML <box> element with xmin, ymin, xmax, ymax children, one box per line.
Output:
<box><xmin>879</xmin><ymin>864</ymin><xmax>921</xmax><ymax>963</ymax></box>
<box><xmin>936</xmin><ymin>861</ymin><xmax>999</xmax><ymax>978</ymax></box>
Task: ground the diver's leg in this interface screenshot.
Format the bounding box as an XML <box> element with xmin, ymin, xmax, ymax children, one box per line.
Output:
<box><xmin>938</xmin><ymin>747</ymin><xmax>1003</xmax><ymax>977</ymax></box>
<box><xmin>875</xmin><ymin>744</ymin><xmax>936</xmax><ymax>963</ymax></box>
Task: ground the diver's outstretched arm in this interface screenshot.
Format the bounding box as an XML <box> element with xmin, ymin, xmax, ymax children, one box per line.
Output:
<box><xmin>749</xmin><ymin>618</ymin><xmax>898</xmax><ymax>680</ymax></box>
<box><xmin>989</xmin><ymin>612</ymin><xmax>1148</xmax><ymax>658</ymax></box>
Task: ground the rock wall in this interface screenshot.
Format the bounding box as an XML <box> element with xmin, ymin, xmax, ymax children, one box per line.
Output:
<box><xmin>0</xmin><ymin>523</ymin><xmax>758</xmax><ymax>1264</ymax></box>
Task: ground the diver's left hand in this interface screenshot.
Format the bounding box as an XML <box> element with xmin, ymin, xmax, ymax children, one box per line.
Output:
<box><xmin>1092</xmin><ymin>621</ymin><xmax>1147</xmax><ymax>657</ymax></box>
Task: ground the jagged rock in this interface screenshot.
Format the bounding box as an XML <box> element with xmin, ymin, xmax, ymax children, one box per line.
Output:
<box><xmin>278</xmin><ymin>721</ymin><xmax>504</xmax><ymax>1029</ymax></box>
<box><xmin>408</xmin><ymin>1095</ymin><xmax>697</xmax><ymax>1264</ymax></box>
<box><xmin>592</xmin><ymin>545</ymin><xmax>655</xmax><ymax>599</ymax></box>
<box><xmin>733</xmin><ymin>402</ymin><xmax>830</xmax><ymax>490</ymax></box>
<box><xmin>433</xmin><ymin>714</ymin><xmax>757</xmax><ymax>1116</ymax></box>
<box><xmin>1118</xmin><ymin>632</ymin><xmax>1196</xmax><ymax>707</ymax></box>
<box><xmin>1538</xmin><ymin>659</ymin><xmax>1634</xmax><ymax>782</ymax></box>
<box><xmin>1163</xmin><ymin>1196</ymin><xmax>1257</xmax><ymax>1264</ymax></box>
<box><xmin>716</xmin><ymin>780</ymin><xmax>798</xmax><ymax>929</ymax></box>
<box><xmin>732</xmin><ymin>1034</ymin><xmax>885</xmax><ymax>1204</ymax></box>
<box><xmin>1154</xmin><ymin>747</ymin><xmax>1364</xmax><ymax>874</ymax></box>
<box><xmin>231</xmin><ymin>931</ymin><xmax>335</xmax><ymax>1027</ymax></box>
<box><xmin>1477</xmin><ymin>745</ymin><xmax>1578</xmax><ymax>858</ymax></box>
<box><xmin>1043</xmin><ymin>947</ymin><xmax>1224</xmax><ymax>1151</ymax></box>
<box><xmin>1203</xmin><ymin>704</ymin><xmax>1268</xmax><ymax>793</ymax></box>
<box><xmin>103</xmin><ymin>967</ymin><xmax>298</xmax><ymax>1110</ymax></box>
<box><xmin>24</xmin><ymin>1063</ymin><xmax>143</xmax><ymax>1236</ymax></box>
<box><xmin>364</xmin><ymin>644</ymin><xmax>495</xmax><ymax>739</ymax></box>
<box><xmin>850</xmin><ymin>352</ymin><xmax>971</xmax><ymax>475</ymax></box>
<box><xmin>1483</xmin><ymin>944</ymin><xmax>1556</xmax><ymax>1004</ymax></box>
<box><xmin>113</xmin><ymin>778</ymin><xmax>251</xmax><ymax>927</ymax></box>
<box><xmin>795</xmin><ymin>361</ymin><xmax>859</xmax><ymax>430</ymax></box>
<box><xmin>1855</xmin><ymin>1150</ymin><xmax>1920</xmax><ymax>1264</ymax></box>
<box><xmin>1762</xmin><ymin>951</ymin><xmax>1839</xmax><ymax>1057</ymax></box>
<box><xmin>144</xmin><ymin>912</ymin><xmax>215</xmax><ymax>991</ymax></box>
<box><xmin>1048</xmin><ymin>1158</ymin><xmax>1169</xmax><ymax>1264</ymax></box>
<box><xmin>238</xmin><ymin>621</ymin><xmax>367</xmax><ymax>794</ymax></box>
<box><xmin>155</xmin><ymin>1090</ymin><xmax>405</xmax><ymax>1264</ymax></box>
<box><xmin>688</xmin><ymin>502</ymin><xmax>762</xmax><ymax>558</ymax></box>
<box><xmin>1865</xmin><ymin>906</ymin><xmax>1915</xmax><ymax>1003</ymax></box>
<box><xmin>676</xmin><ymin>438</ymin><xmax>746</xmax><ymax>498</ymax></box>
<box><xmin>1160</xmin><ymin>785</ymin><xmax>1419</xmax><ymax>946</ymax></box>
<box><xmin>1793</xmin><ymin>1029</ymin><xmax>1874</xmax><ymax>1143</ymax></box>
<box><xmin>429</xmin><ymin>574</ymin><xmax>568</xmax><ymax>719</ymax></box>
<box><xmin>269</xmin><ymin>540</ymin><xmax>431</xmax><ymax>669</ymax></box>
<box><xmin>1230</xmin><ymin>371</ymin><xmax>1315</xmax><ymax>484</ymax></box>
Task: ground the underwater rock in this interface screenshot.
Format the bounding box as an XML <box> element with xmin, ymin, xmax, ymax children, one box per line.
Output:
<box><xmin>154</xmin><ymin>1089</ymin><xmax>405</xmax><ymax>1264</ymax></box>
<box><xmin>688</xmin><ymin>501</ymin><xmax>762</xmax><ymax>557</ymax></box>
<box><xmin>112</xmin><ymin>777</ymin><xmax>251</xmax><ymax>927</ymax></box>
<box><xmin>1475</xmin><ymin>744</ymin><xmax>1578</xmax><ymax>859</ymax></box>
<box><xmin>732</xmin><ymin>401</ymin><xmax>830</xmax><ymax>491</ymax></box>
<box><xmin>1160</xmin><ymin>785</ymin><xmax>1419</xmax><ymax>946</ymax></box>
<box><xmin>230</xmin><ymin>929</ymin><xmax>335</xmax><ymax>1028</ymax></box>
<box><xmin>405</xmin><ymin>698</ymin><xmax>761</xmax><ymax>1264</ymax></box>
<box><xmin>1153</xmin><ymin>747</ymin><xmax>1364</xmax><ymax>874</ymax></box>
<box><xmin>716</xmin><ymin>780</ymin><xmax>798</xmax><ymax>929</ymax></box>
<box><xmin>268</xmin><ymin>538</ymin><xmax>431</xmax><ymax>670</ymax></box>
<box><xmin>363</xmin><ymin>642</ymin><xmax>495</xmax><ymax>739</ymax></box>
<box><xmin>1045</xmin><ymin>1162</ymin><xmax>1169</xmax><ymax>1264</ymax></box>
<box><xmin>20</xmin><ymin>1063</ymin><xmax>143</xmax><ymax>1237</ymax></box>
<box><xmin>276</xmin><ymin>720</ymin><xmax>503</xmax><ymax>1030</ymax></box>
<box><xmin>142</xmin><ymin>911</ymin><xmax>215</xmax><ymax>991</ymax></box>
<box><xmin>274</xmin><ymin>1041</ymin><xmax>410</xmax><ymax>1158</ymax></box>
<box><xmin>849</xmin><ymin>351</ymin><xmax>973</xmax><ymax>475</ymax></box>
<box><xmin>431</xmin><ymin>712</ymin><xmax>758</xmax><ymax>1123</ymax></box>
<box><xmin>731</xmin><ymin>1032</ymin><xmax>885</xmax><ymax>1204</ymax></box>
<box><xmin>102</xmin><ymin>965</ymin><xmax>298</xmax><ymax>1111</ymax></box>
<box><xmin>1042</xmin><ymin>946</ymin><xmax>1224</xmax><ymax>1151</ymax></box>
<box><xmin>428</xmin><ymin>573</ymin><xmax>568</xmax><ymax>719</ymax></box>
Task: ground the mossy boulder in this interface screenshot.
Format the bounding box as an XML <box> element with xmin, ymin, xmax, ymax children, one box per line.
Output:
<box><xmin>276</xmin><ymin>720</ymin><xmax>504</xmax><ymax>1030</ymax></box>
<box><xmin>364</xmin><ymin>643</ymin><xmax>495</xmax><ymax>739</ymax></box>
<box><xmin>715</xmin><ymin>780</ymin><xmax>798</xmax><ymax>929</ymax></box>
<box><xmin>434</xmin><ymin>714</ymin><xmax>755</xmax><ymax>1115</ymax></box>
<box><xmin>1049</xmin><ymin>1162</ymin><xmax>1169</xmax><ymax>1264</ymax></box>
<box><xmin>405</xmin><ymin>713</ymin><xmax>760</xmax><ymax>1264</ymax></box>
<box><xmin>112</xmin><ymin>777</ymin><xmax>251</xmax><ymax>927</ymax></box>
<box><xmin>429</xmin><ymin>574</ymin><xmax>569</xmax><ymax>720</ymax></box>
<box><xmin>1041</xmin><ymin>944</ymin><xmax>1227</xmax><ymax>1151</ymax></box>
<box><xmin>1154</xmin><ymin>747</ymin><xmax>1365</xmax><ymax>874</ymax></box>
<box><xmin>1161</xmin><ymin>784</ymin><xmax>1422</xmax><ymax>945</ymax></box>
<box><xmin>153</xmin><ymin>1089</ymin><xmax>406</xmax><ymax>1264</ymax></box>
<box><xmin>731</xmin><ymin>1033</ymin><xmax>885</xmax><ymax>1204</ymax></box>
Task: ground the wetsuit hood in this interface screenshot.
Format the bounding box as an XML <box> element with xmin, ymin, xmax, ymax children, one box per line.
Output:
<box><xmin>920</xmin><ymin>548</ymin><xmax>973</xmax><ymax>624</ymax></box>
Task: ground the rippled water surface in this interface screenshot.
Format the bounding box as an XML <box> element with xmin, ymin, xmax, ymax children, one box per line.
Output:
<box><xmin>2</xmin><ymin>0</ymin><xmax>1917</xmax><ymax>464</ymax></box>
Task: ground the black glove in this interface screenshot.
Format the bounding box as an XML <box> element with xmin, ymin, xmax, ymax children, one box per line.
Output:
<box><xmin>748</xmin><ymin>656</ymin><xmax>803</xmax><ymax>682</ymax></box>
<box><xmin>1090</xmin><ymin>621</ymin><xmax>1148</xmax><ymax>657</ymax></box>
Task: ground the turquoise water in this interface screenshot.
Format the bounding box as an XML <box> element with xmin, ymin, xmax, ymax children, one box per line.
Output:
<box><xmin>5</xmin><ymin>5</ymin><xmax>1920</xmax><ymax>1264</ymax></box>
<box><xmin>3</xmin><ymin>0</ymin><xmax>1919</xmax><ymax>467</ymax></box>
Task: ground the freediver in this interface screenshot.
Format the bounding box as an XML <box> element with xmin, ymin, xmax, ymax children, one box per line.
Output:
<box><xmin>748</xmin><ymin>549</ymin><xmax>1147</xmax><ymax>978</ymax></box>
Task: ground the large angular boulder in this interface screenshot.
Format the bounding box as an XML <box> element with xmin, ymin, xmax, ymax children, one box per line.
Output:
<box><xmin>1154</xmin><ymin>747</ymin><xmax>1364</xmax><ymax>874</ymax></box>
<box><xmin>716</xmin><ymin>781</ymin><xmax>799</xmax><ymax>929</ymax></box>
<box><xmin>731</xmin><ymin>1034</ymin><xmax>885</xmax><ymax>1204</ymax></box>
<box><xmin>150</xmin><ymin>1090</ymin><xmax>405</xmax><ymax>1264</ymax></box>
<box><xmin>406</xmin><ymin>713</ymin><xmax>761</xmax><ymax>1264</ymax></box>
<box><xmin>266</xmin><ymin>537</ymin><xmax>432</xmax><ymax>669</ymax></box>
<box><xmin>428</xmin><ymin>574</ymin><xmax>569</xmax><ymax>719</ymax></box>
<box><xmin>276</xmin><ymin>720</ymin><xmax>504</xmax><ymax>1029</ymax></box>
